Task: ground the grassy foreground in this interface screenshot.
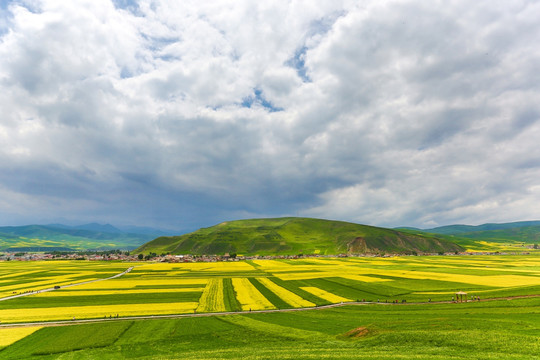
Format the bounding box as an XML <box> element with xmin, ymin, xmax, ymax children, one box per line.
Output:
<box><xmin>1</xmin><ymin>298</ymin><xmax>539</xmax><ymax>359</ymax></box>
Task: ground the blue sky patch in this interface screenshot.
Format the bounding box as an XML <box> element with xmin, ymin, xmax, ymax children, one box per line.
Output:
<box><xmin>111</xmin><ymin>0</ymin><xmax>140</xmax><ymax>14</ymax></box>
<box><xmin>286</xmin><ymin>46</ymin><xmax>310</xmax><ymax>82</ymax></box>
<box><xmin>241</xmin><ymin>89</ymin><xmax>283</xmax><ymax>112</ymax></box>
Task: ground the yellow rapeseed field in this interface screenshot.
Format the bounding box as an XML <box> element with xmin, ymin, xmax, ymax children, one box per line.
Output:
<box><xmin>358</xmin><ymin>269</ymin><xmax>540</xmax><ymax>287</ymax></box>
<box><xmin>31</xmin><ymin>287</ymin><xmax>204</xmax><ymax>297</ymax></box>
<box><xmin>196</xmin><ymin>278</ymin><xmax>226</xmax><ymax>312</ymax></box>
<box><xmin>252</xmin><ymin>260</ymin><xmax>291</xmax><ymax>269</ymax></box>
<box><xmin>65</xmin><ymin>278</ymin><xmax>208</xmax><ymax>290</ymax></box>
<box><xmin>256</xmin><ymin>277</ymin><xmax>314</xmax><ymax>308</ymax></box>
<box><xmin>0</xmin><ymin>326</ymin><xmax>42</xmax><ymax>347</ymax></box>
<box><xmin>341</xmin><ymin>274</ymin><xmax>392</xmax><ymax>282</ymax></box>
<box><xmin>232</xmin><ymin>278</ymin><xmax>275</xmax><ymax>311</ymax></box>
<box><xmin>300</xmin><ymin>287</ymin><xmax>352</xmax><ymax>303</ymax></box>
<box><xmin>0</xmin><ymin>262</ymin><xmax>132</xmax><ymax>298</ymax></box>
<box><xmin>0</xmin><ymin>302</ymin><xmax>199</xmax><ymax>323</ymax></box>
<box><xmin>0</xmin><ymin>270</ymin><xmax>42</xmax><ymax>279</ymax></box>
<box><xmin>138</xmin><ymin>261</ymin><xmax>256</xmax><ymax>272</ymax></box>
<box><xmin>275</xmin><ymin>272</ymin><xmax>327</xmax><ymax>281</ymax></box>
<box><xmin>0</xmin><ymin>273</ymin><xmax>101</xmax><ymax>297</ymax></box>
<box><xmin>1</xmin><ymin>256</ymin><xmax>539</xmax><ymax>323</ymax></box>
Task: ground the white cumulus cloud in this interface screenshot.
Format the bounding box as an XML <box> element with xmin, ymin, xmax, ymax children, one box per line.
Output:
<box><xmin>1</xmin><ymin>0</ymin><xmax>540</xmax><ymax>230</ymax></box>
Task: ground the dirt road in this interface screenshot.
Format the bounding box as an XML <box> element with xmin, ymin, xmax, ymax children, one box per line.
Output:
<box><xmin>1</xmin><ymin>293</ymin><xmax>538</xmax><ymax>329</ymax></box>
<box><xmin>0</xmin><ymin>266</ymin><xmax>134</xmax><ymax>302</ymax></box>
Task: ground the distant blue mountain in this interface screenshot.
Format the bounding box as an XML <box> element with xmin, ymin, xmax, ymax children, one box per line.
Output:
<box><xmin>0</xmin><ymin>223</ymin><xmax>170</xmax><ymax>251</ymax></box>
<box><xmin>117</xmin><ymin>225</ymin><xmax>177</xmax><ymax>236</ymax></box>
<box><xmin>74</xmin><ymin>223</ymin><xmax>123</xmax><ymax>233</ymax></box>
<box><xmin>47</xmin><ymin>223</ymin><xmax>172</xmax><ymax>236</ymax></box>
<box><xmin>423</xmin><ymin>221</ymin><xmax>540</xmax><ymax>234</ymax></box>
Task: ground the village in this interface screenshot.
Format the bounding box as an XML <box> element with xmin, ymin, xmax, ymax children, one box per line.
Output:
<box><xmin>0</xmin><ymin>250</ymin><xmax>530</xmax><ymax>262</ymax></box>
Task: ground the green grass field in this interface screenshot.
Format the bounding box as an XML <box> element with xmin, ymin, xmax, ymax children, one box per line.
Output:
<box><xmin>1</xmin><ymin>298</ymin><xmax>539</xmax><ymax>359</ymax></box>
<box><xmin>0</xmin><ymin>256</ymin><xmax>539</xmax><ymax>359</ymax></box>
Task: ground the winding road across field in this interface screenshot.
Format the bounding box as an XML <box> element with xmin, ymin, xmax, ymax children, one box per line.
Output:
<box><xmin>1</xmin><ymin>294</ymin><xmax>539</xmax><ymax>329</ymax></box>
<box><xmin>0</xmin><ymin>266</ymin><xmax>134</xmax><ymax>302</ymax></box>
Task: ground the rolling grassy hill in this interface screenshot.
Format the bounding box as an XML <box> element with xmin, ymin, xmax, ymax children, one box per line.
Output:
<box><xmin>0</xmin><ymin>224</ymin><xmax>162</xmax><ymax>252</ymax></box>
<box><xmin>135</xmin><ymin>217</ymin><xmax>464</xmax><ymax>256</ymax></box>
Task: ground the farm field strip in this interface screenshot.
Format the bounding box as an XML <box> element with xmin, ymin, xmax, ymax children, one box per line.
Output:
<box><xmin>29</xmin><ymin>288</ymin><xmax>205</xmax><ymax>297</ymax></box>
<box><xmin>0</xmin><ymin>276</ymin><xmax>100</xmax><ymax>298</ymax></box>
<box><xmin>232</xmin><ymin>278</ymin><xmax>275</xmax><ymax>311</ymax></box>
<box><xmin>0</xmin><ymin>262</ymin><xmax>132</xmax><ymax>298</ymax></box>
<box><xmin>300</xmin><ymin>287</ymin><xmax>352</xmax><ymax>303</ymax></box>
<box><xmin>341</xmin><ymin>274</ymin><xmax>393</xmax><ymax>282</ymax></box>
<box><xmin>0</xmin><ymin>270</ymin><xmax>43</xmax><ymax>279</ymax></box>
<box><xmin>0</xmin><ymin>326</ymin><xmax>42</xmax><ymax>347</ymax></box>
<box><xmin>196</xmin><ymin>278</ymin><xmax>226</xmax><ymax>312</ymax></box>
<box><xmin>62</xmin><ymin>278</ymin><xmax>209</xmax><ymax>290</ymax></box>
<box><xmin>137</xmin><ymin>261</ymin><xmax>258</xmax><ymax>272</ymax></box>
<box><xmin>256</xmin><ymin>277</ymin><xmax>314</xmax><ymax>308</ymax></box>
<box><xmin>0</xmin><ymin>302</ymin><xmax>199</xmax><ymax>323</ymax></box>
<box><xmin>358</xmin><ymin>270</ymin><xmax>540</xmax><ymax>287</ymax></box>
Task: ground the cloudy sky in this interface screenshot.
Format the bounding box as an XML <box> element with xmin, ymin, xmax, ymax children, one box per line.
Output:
<box><xmin>1</xmin><ymin>0</ymin><xmax>540</xmax><ymax>231</ymax></box>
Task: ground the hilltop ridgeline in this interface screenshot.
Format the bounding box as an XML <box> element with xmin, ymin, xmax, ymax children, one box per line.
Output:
<box><xmin>135</xmin><ymin>217</ymin><xmax>463</xmax><ymax>256</ymax></box>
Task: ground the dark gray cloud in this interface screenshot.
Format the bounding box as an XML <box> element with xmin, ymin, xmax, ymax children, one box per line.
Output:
<box><xmin>1</xmin><ymin>0</ymin><xmax>540</xmax><ymax>230</ymax></box>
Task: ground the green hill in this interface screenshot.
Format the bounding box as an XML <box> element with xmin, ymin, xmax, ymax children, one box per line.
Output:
<box><xmin>135</xmin><ymin>217</ymin><xmax>464</xmax><ymax>256</ymax></box>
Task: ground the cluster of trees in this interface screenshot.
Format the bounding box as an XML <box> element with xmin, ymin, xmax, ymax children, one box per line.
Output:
<box><xmin>138</xmin><ymin>252</ymin><xmax>159</xmax><ymax>260</ymax></box>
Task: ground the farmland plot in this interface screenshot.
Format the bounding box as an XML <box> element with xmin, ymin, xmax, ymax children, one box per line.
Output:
<box><xmin>232</xmin><ymin>278</ymin><xmax>274</xmax><ymax>311</ymax></box>
<box><xmin>0</xmin><ymin>255</ymin><xmax>539</xmax><ymax>323</ymax></box>
<box><xmin>196</xmin><ymin>278</ymin><xmax>226</xmax><ymax>312</ymax></box>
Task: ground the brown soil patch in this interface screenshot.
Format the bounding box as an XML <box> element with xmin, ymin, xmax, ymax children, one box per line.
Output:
<box><xmin>347</xmin><ymin>237</ymin><xmax>367</xmax><ymax>253</ymax></box>
<box><xmin>344</xmin><ymin>326</ymin><xmax>369</xmax><ymax>338</ymax></box>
